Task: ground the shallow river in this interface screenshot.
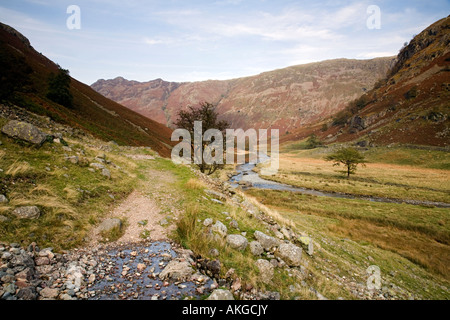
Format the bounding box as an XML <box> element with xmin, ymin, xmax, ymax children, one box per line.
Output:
<box><xmin>229</xmin><ymin>157</ymin><xmax>450</xmax><ymax>208</ymax></box>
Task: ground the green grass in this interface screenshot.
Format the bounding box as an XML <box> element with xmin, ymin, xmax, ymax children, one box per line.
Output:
<box><xmin>0</xmin><ymin>118</ymin><xmax>145</xmax><ymax>251</ymax></box>
<box><xmin>245</xmin><ymin>188</ymin><xmax>450</xmax><ymax>299</ymax></box>
<box><xmin>363</xmin><ymin>146</ymin><xmax>450</xmax><ymax>170</ymax></box>
<box><xmin>258</xmin><ymin>145</ymin><xmax>450</xmax><ymax>203</ymax></box>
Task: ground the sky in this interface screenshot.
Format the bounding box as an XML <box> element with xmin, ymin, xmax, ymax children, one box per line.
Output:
<box><xmin>0</xmin><ymin>0</ymin><xmax>448</xmax><ymax>85</ymax></box>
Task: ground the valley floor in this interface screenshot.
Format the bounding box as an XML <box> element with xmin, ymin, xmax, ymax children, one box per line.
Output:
<box><xmin>0</xmin><ymin>111</ymin><xmax>449</xmax><ymax>300</ymax></box>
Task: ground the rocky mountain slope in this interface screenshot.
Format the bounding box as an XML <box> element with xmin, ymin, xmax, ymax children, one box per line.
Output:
<box><xmin>283</xmin><ymin>15</ymin><xmax>450</xmax><ymax>147</ymax></box>
<box><xmin>92</xmin><ymin>58</ymin><xmax>394</xmax><ymax>134</ymax></box>
<box><xmin>0</xmin><ymin>23</ymin><xmax>174</xmax><ymax>157</ymax></box>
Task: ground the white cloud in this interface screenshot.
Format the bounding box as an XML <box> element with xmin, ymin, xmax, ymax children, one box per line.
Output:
<box><xmin>357</xmin><ymin>51</ymin><xmax>397</xmax><ymax>59</ymax></box>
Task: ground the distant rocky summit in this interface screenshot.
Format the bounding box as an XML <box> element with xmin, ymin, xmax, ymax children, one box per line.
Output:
<box><xmin>91</xmin><ymin>58</ymin><xmax>394</xmax><ymax>134</ymax></box>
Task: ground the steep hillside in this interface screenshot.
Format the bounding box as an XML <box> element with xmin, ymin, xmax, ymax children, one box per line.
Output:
<box><xmin>92</xmin><ymin>58</ymin><xmax>394</xmax><ymax>133</ymax></box>
<box><xmin>283</xmin><ymin>16</ymin><xmax>450</xmax><ymax>147</ymax></box>
<box><xmin>0</xmin><ymin>23</ymin><xmax>174</xmax><ymax>157</ymax></box>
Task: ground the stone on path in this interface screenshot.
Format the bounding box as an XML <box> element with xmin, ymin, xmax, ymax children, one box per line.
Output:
<box><xmin>98</xmin><ymin>218</ymin><xmax>122</xmax><ymax>233</ymax></box>
<box><xmin>207</xmin><ymin>289</ymin><xmax>234</xmax><ymax>300</ymax></box>
<box><xmin>159</xmin><ymin>260</ymin><xmax>194</xmax><ymax>281</ymax></box>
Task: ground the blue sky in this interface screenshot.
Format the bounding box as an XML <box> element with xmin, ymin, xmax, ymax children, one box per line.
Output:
<box><xmin>0</xmin><ymin>0</ymin><xmax>448</xmax><ymax>84</ymax></box>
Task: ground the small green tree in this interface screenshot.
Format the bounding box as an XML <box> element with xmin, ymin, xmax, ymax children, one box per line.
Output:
<box><xmin>174</xmin><ymin>102</ymin><xmax>229</xmax><ymax>175</ymax></box>
<box><xmin>325</xmin><ymin>147</ymin><xmax>366</xmax><ymax>178</ymax></box>
<box><xmin>46</xmin><ymin>67</ymin><xmax>73</xmax><ymax>108</ymax></box>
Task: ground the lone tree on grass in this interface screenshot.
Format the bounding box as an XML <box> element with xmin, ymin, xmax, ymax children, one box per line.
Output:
<box><xmin>174</xmin><ymin>102</ymin><xmax>229</xmax><ymax>175</ymax></box>
<box><xmin>325</xmin><ymin>147</ymin><xmax>366</xmax><ymax>178</ymax></box>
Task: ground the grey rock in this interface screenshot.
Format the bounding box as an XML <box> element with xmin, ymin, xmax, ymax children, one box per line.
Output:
<box><xmin>60</xmin><ymin>293</ymin><xmax>74</xmax><ymax>300</ymax></box>
<box><xmin>101</xmin><ymin>168</ymin><xmax>111</xmax><ymax>179</ymax></box>
<box><xmin>249</xmin><ymin>241</ymin><xmax>264</xmax><ymax>256</ymax></box>
<box><xmin>206</xmin><ymin>260</ymin><xmax>221</xmax><ymax>276</ymax></box>
<box><xmin>12</xmin><ymin>206</ymin><xmax>41</xmax><ymax>219</ymax></box>
<box><xmin>280</xmin><ymin>227</ymin><xmax>292</xmax><ymax>240</ymax></box>
<box><xmin>1</xmin><ymin>120</ymin><xmax>48</xmax><ymax>145</ymax></box>
<box><xmin>229</xmin><ymin>219</ymin><xmax>239</xmax><ymax>229</ymax></box>
<box><xmin>1</xmin><ymin>251</ymin><xmax>12</xmax><ymax>260</ymax></box>
<box><xmin>275</xmin><ymin>242</ymin><xmax>302</xmax><ymax>267</ymax></box>
<box><xmin>159</xmin><ymin>217</ymin><xmax>169</xmax><ymax>226</ymax></box>
<box><xmin>35</xmin><ymin>256</ymin><xmax>50</xmax><ymax>266</ymax></box>
<box><xmin>212</xmin><ymin>221</ymin><xmax>227</xmax><ymax>238</ymax></box>
<box><xmin>226</xmin><ymin>234</ymin><xmax>248</xmax><ymax>251</ymax></box>
<box><xmin>0</xmin><ymin>215</ymin><xmax>9</xmax><ymax>223</ymax></box>
<box><xmin>0</xmin><ymin>194</ymin><xmax>8</xmax><ymax>203</ymax></box>
<box><xmin>16</xmin><ymin>287</ymin><xmax>37</xmax><ymax>300</ymax></box>
<box><xmin>205</xmin><ymin>189</ymin><xmax>227</xmax><ymax>201</ymax></box>
<box><xmin>256</xmin><ymin>259</ymin><xmax>274</xmax><ymax>284</ymax></box>
<box><xmin>4</xmin><ymin>283</ymin><xmax>16</xmax><ymax>294</ymax></box>
<box><xmin>89</xmin><ymin>163</ymin><xmax>105</xmax><ymax>170</ymax></box>
<box><xmin>98</xmin><ymin>218</ymin><xmax>122</xmax><ymax>233</ymax></box>
<box><xmin>159</xmin><ymin>260</ymin><xmax>194</xmax><ymax>281</ymax></box>
<box><xmin>203</xmin><ymin>218</ymin><xmax>213</xmax><ymax>227</ymax></box>
<box><xmin>65</xmin><ymin>156</ymin><xmax>79</xmax><ymax>164</ymax></box>
<box><xmin>207</xmin><ymin>289</ymin><xmax>234</xmax><ymax>300</ymax></box>
<box><xmin>211</xmin><ymin>199</ymin><xmax>224</xmax><ymax>205</ymax></box>
<box><xmin>209</xmin><ymin>248</ymin><xmax>220</xmax><ymax>257</ymax></box>
<box><xmin>254</xmin><ymin>231</ymin><xmax>279</xmax><ymax>250</ymax></box>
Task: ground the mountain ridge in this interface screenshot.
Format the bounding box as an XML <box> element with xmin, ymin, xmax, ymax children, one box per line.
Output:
<box><xmin>92</xmin><ymin>57</ymin><xmax>395</xmax><ymax>134</ymax></box>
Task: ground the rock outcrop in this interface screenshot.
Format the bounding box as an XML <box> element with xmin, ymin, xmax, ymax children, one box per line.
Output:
<box><xmin>1</xmin><ymin>120</ymin><xmax>48</xmax><ymax>145</ymax></box>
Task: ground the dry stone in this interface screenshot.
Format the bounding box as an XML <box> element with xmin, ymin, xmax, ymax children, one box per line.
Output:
<box><xmin>254</xmin><ymin>231</ymin><xmax>279</xmax><ymax>250</ymax></box>
<box><xmin>226</xmin><ymin>234</ymin><xmax>248</xmax><ymax>251</ymax></box>
<box><xmin>12</xmin><ymin>206</ymin><xmax>41</xmax><ymax>219</ymax></box>
<box><xmin>256</xmin><ymin>259</ymin><xmax>274</xmax><ymax>284</ymax></box>
<box><xmin>1</xmin><ymin>120</ymin><xmax>47</xmax><ymax>145</ymax></box>
<box><xmin>276</xmin><ymin>242</ymin><xmax>302</xmax><ymax>267</ymax></box>
<box><xmin>207</xmin><ymin>289</ymin><xmax>234</xmax><ymax>300</ymax></box>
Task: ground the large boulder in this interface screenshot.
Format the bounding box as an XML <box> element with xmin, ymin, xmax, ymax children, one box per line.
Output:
<box><xmin>159</xmin><ymin>260</ymin><xmax>194</xmax><ymax>281</ymax></box>
<box><xmin>12</xmin><ymin>206</ymin><xmax>41</xmax><ymax>219</ymax></box>
<box><xmin>1</xmin><ymin>120</ymin><xmax>47</xmax><ymax>145</ymax></box>
<box><xmin>226</xmin><ymin>234</ymin><xmax>248</xmax><ymax>251</ymax></box>
<box><xmin>254</xmin><ymin>231</ymin><xmax>280</xmax><ymax>251</ymax></box>
<box><xmin>98</xmin><ymin>218</ymin><xmax>122</xmax><ymax>233</ymax></box>
<box><xmin>275</xmin><ymin>242</ymin><xmax>302</xmax><ymax>267</ymax></box>
<box><xmin>207</xmin><ymin>289</ymin><xmax>234</xmax><ymax>300</ymax></box>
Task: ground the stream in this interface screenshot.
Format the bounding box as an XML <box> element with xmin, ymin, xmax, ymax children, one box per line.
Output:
<box><xmin>229</xmin><ymin>157</ymin><xmax>450</xmax><ymax>208</ymax></box>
